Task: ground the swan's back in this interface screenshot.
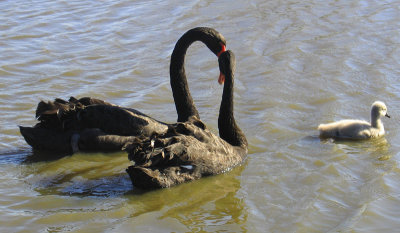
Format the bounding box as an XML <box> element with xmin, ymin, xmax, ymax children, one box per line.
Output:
<box><xmin>20</xmin><ymin>96</ymin><xmax>168</xmax><ymax>152</ymax></box>
<box><xmin>124</xmin><ymin>118</ymin><xmax>247</xmax><ymax>189</ymax></box>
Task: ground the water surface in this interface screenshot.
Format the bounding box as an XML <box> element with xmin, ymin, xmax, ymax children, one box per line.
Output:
<box><xmin>1</xmin><ymin>0</ymin><xmax>400</xmax><ymax>232</ymax></box>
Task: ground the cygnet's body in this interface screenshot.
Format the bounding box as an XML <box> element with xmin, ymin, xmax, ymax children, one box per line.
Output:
<box><xmin>318</xmin><ymin>101</ymin><xmax>390</xmax><ymax>139</ymax></box>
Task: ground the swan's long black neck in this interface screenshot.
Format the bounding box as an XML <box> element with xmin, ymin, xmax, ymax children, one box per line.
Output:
<box><xmin>218</xmin><ymin>69</ymin><xmax>247</xmax><ymax>148</ymax></box>
<box><xmin>170</xmin><ymin>28</ymin><xmax>223</xmax><ymax>122</ymax></box>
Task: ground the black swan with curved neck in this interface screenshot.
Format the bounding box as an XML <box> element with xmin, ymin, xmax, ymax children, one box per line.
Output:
<box><xmin>124</xmin><ymin>50</ymin><xmax>248</xmax><ymax>189</ymax></box>
<box><xmin>19</xmin><ymin>27</ymin><xmax>227</xmax><ymax>153</ymax></box>
<box><xmin>171</xmin><ymin>27</ymin><xmax>226</xmax><ymax>122</ymax></box>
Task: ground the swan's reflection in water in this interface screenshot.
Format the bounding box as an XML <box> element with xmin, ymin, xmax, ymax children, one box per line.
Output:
<box><xmin>17</xmin><ymin>149</ymin><xmax>248</xmax><ymax>231</ymax></box>
<box><xmin>122</xmin><ymin>163</ymin><xmax>248</xmax><ymax>231</ymax></box>
<box><xmin>322</xmin><ymin>136</ymin><xmax>391</xmax><ymax>161</ymax></box>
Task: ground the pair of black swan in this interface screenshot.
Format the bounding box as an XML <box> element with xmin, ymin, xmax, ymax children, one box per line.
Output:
<box><xmin>125</xmin><ymin>50</ymin><xmax>248</xmax><ymax>188</ymax></box>
<box><xmin>19</xmin><ymin>27</ymin><xmax>248</xmax><ymax>189</ymax></box>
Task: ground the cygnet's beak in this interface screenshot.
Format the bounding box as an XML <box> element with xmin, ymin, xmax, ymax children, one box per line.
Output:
<box><xmin>385</xmin><ymin>113</ymin><xmax>391</xmax><ymax>118</ymax></box>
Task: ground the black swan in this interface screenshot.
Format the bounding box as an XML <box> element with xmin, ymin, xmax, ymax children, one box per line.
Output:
<box><xmin>124</xmin><ymin>50</ymin><xmax>248</xmax><ymax>189</ymax></box>
<box><xmin>19</xmin><ymin>27</ymin><xmax>227</xmax><ymax>153</ymax></box>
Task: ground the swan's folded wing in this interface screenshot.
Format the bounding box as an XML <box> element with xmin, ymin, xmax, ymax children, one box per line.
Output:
<box><xmin>124</xmin><ymin>121</ymin><xmax>247</xmax><ymax>188</ymax></box>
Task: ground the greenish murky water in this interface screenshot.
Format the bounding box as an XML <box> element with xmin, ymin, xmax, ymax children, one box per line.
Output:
<box><xmin>1</xmin><ymin>0</ymin><xmax>400</xmax><ymax>232</ymax></box>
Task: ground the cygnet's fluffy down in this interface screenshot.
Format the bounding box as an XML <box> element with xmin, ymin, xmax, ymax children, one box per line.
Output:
<box><xmin>318</xmin><ymin>101</ymin><xmax>390</xmax><ymax>139</ymax></box>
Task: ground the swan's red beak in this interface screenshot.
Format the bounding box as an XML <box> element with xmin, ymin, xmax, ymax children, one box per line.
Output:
<box><xmin>217</xmin><ymin>43</ymin><xmax>226</xmax><ymax>84</ymax></box>
<box><xmin>217</xmin><ymin>44</ymin><xmax>226</xmax><ymax>57</ymax></box>
<box><xmin>218</xmin><ymin>73</ymin><xmax>225</xmax><ymax>85</ymax></box>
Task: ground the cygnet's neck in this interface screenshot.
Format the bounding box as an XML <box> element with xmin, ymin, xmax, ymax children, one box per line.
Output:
<box><xmin>371</xmin><ymin>114</ymin><xmax>384</xmax><ymax>131</ymax></box>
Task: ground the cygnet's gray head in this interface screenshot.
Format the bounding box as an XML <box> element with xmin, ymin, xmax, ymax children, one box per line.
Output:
<box><xmin>371</xmin><ymin>101</ymin><xmax>390</xmax><ymax>119</ymax></box>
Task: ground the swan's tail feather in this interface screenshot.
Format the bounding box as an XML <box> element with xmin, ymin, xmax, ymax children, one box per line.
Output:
<box><xmin>21</xmin><ymin>96</ymin><xmax>126</xmax><ymax>152</ymax></box>
<box><xmin>34</xmin><ymin>98</ymin><xmax>83</xmax><ymax>131</ymax></box>
<box><xmin>36</xmin><ymin>100</ymin><xmax>63</xmax><ymax>119</ymax></box>
<box><xmin>19</xmin><ymin>126</ymin><xmax>73</xmax><ymax>152</ymax></box>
